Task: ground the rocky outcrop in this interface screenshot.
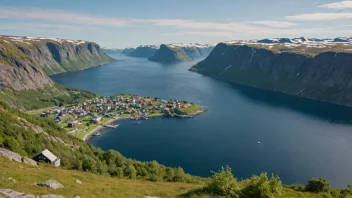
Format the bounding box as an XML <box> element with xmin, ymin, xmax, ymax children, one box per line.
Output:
<box><xmin>37</xmin><ymin>180</ymin><xmax>64</xmax><ymax>190</ymax></box>
<box><xmin>190</xmin><ymin>39</ymin><xmax>352</xmax><ymax>106</ymax></box>
<box><xmin>149</xmin><ymin>43</ymin><xmax>214</xmax><ymax>63</ymax></box>
<box><xmin>128</xmin><ymin>45</ymin><xmax>159</xmax><ymax>58</ymax></box>
<box><xmin>0</xmin><ymin>189</ymin><xmax>35</xmax><ymax>198</ymax></box>
<box><xmin>0</xmin><ymin>36</ymin><xmax>113</xmax><ymax>91</ymax></box>
<box><xmin>121</xmin><ymin>48</ymin><xmax>135</xmax><ymax>55</ymax></box>
<box><xmin>0</xmin><ymin>189</ymin><xmax>64</xmax><ymax>198</ymax></box>
<box><xmin>0</xmin><ymin>148</ymin><xmax>38</xmax><ymax>166</ymax></box>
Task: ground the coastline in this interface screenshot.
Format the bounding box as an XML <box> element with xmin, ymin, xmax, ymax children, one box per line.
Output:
<box><xmin>82</xmin><ymin>117</ymin><xmax>120</xmax><ymax>142</ymax></box>
<box><xmin>81</xmin><ymin>111</ymin><xmax>204</xmax><ymax>142</ymax></box>
<box><xmin>82</xmin><ymin>114</ymin><xmax>164</xmax><ymax>142</ymax></box>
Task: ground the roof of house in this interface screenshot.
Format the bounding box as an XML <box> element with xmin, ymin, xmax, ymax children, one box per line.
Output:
<box><xmin>41</xmin><ymin>149</ymin><xmax>58</xmax><ymax>162</ymax></box>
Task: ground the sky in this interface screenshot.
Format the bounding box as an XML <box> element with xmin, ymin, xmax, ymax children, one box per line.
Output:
<box><xmin>0</xmin><ymin>0</ymin><xmax>352</xmax><ymax>48</ymax></box>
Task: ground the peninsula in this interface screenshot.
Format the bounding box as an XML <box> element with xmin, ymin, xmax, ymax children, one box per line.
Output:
<box><xmin>33</xmin><ymin>94</ymin><xmax>204</xmax><ymax>141</ymax></box>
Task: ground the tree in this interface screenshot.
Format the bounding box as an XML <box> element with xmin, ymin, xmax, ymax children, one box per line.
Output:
<box><xmin>125</xmin><ymin>165</ymin><xmax>137</xmax><ymax>179</ymax></box>
<box><xmin>241</xmin><ymin>173</ymin><xmax>285</xmax><ymax>198</ymax></box>
<box><xmin>305</xmin><ymin>177</ymin><xmax>330</xmax><ymax>193</ymax></box>
<box><xmin>206</xmin><ymin>166</ymin><xmax>240</xmax><ymax>197</ymax></box>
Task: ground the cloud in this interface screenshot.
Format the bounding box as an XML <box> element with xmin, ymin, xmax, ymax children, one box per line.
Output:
<box><xmin>319</xmin><ymin>1</ymin><xmax>352</xmax><ymax>9</ymax></box>
<box><xmin>0</xmin><ymin>8</ymin><xmax>130</xmax><ymax>27</ymax></box>
<box><xmin>0</xmin><ymin>23</ymin><xmax>99</xmax><ymax>32</ymax></box>
<box><xmin>251</xmin><ymin>21</ymin><xmax>297</xmax><ymax>28</ymax></box>
<box><xmin>160</xmin><ymin>31</ymin><xmax>233</xmax><ymax>37</ymax></box>
<box><xmin>285</xmin><ymin>12</ymin><xmax>352</xmax><ymax>20</ymax></box>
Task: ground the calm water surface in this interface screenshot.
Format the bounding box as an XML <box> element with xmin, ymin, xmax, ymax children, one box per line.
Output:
<box><xmin>51</xmin><ymin>54</ymin><xmax>352</xmax><ymax>187</ymax></box>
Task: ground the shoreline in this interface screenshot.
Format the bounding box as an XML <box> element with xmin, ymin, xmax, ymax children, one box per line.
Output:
<box><xmin>81</xmin><ymin>111</ymin><xmax>204</xmax><ymax>142</ymax></box>
<box><xmin>82</xmin><ymin>113</ymin><xmax>164</xmax><ymax>142</ymax></box>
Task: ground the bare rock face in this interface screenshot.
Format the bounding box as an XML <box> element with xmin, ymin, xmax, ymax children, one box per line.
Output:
<box><xmin>0</xmin><ymin>148</ymin><xmax>22</xmax><ymax>163</ymax></box>
<box><xmin>37</xmin><ymin>180</ymin><xmax>64</xmax><ymax>190</ymax></box>
<box><xmin>191</xmin><ymin>41</ymin><xmax>352</xmax><ymax>106</ymax></box>
<box><xmin>0</xmin><ymin>36</ymin><xmax>113</xmax><ymax>91</ymax></box>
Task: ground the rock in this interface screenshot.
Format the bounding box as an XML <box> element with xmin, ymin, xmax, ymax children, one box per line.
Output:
<box><xmin>7</xmin><ymin>177</ymin><xmax>17</xmax><ymax>183</ymax></box>
<box><xmin>75</xmin><ymin>180</ymin><xmax>82</xmax><ymax>185</ymax></box>
<box><xmin>22</xmin><ymin>157</ymin><xmax>38</xmax><ymax>166</ymax></box>
<box><xmin>39</xmin><ymin>195</ymin><xmax>65</xmax><ymax>198</ymax></box>
<box><xmin>73</xmin><ymin>196</ymin><xmax>80</xmax><ymax>198</ymax></box>
<box><xmin>0</xmin><ymin>189</ymin><xmax>35</xmax><ymax>198</ymax></box>
<box><xmin>141</xmin><ymin>197</ymin><xmax>159</xmax><ymax>198</ymax></box>
<box><xmin>0</xmin><ymin>148</ymin><xmax>22</xmax><ymax>163</ymax></box>
<box><xmin>37</xmin><ymin>180</ymin><xmax>64</xmax><ymax>189</ymax></box>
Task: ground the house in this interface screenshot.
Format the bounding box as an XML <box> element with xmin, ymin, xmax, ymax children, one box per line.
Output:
<box><xmin>40</xmin><ymin>112</ymin><xmax>49</xmax><ymax>117</ymax></box>
<box><xmin>32</xmin><ymin>149</ymin><xmax>60</xmax><ymax>167</ymax></box>
<box><xmin>90</xmin><ymin>116</ymin><xmax>102</xmax><ymax>123</ymax></box>
<box><xmin>68</xmin><ymin>120</ymin><xmax>79</xmax><ymax>128</ymax></box>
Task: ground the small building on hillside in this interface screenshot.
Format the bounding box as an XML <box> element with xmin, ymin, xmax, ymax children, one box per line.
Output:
<box><xmin>32</xmin><ymin>149</ymin><xmax>60</xmax><ymax>167</ymax></box>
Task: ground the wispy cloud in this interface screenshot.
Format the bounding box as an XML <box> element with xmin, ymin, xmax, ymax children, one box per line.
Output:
<box><xmin>160</xmin><ymin>31</ymin><xmax>232</xmax><ymax>37</ymax></box>
<box><xmin>285</xmin><ymin>12</ymin><xmax>352</xmax><ymax>21</ymax></box>
<box><xmin>0</xmin><ymin>8</ymin><xmax>130</xmax><ymax>27</ymax></box>
<box><xmin>319</xmin><ymin>1</ymin><xmax>352</xmax><ymax>9</ymax></box>
<box><xmin>251</xmin><ymin>21</ymin><xmax>297</xmax><ymax>28</ymax></box>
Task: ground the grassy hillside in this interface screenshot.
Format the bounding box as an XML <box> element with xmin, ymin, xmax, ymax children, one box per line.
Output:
<box><xmin>0</xmin><ymin>156</ymin><xmax>200</xmax><ymax>198</ymax></box>
<box><xmin>0</xmin><ymin>84</ymin><xmax>97</xmax><ymax>111</ymax></box>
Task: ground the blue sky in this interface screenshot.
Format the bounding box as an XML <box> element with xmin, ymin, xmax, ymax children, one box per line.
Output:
<box><xmin>1</xmin><ymin>0</ymin><xmax>352</xmax><ymax>48</ymax></box>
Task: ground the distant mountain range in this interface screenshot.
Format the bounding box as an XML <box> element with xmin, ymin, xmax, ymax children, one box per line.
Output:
<box><xmin>149</xmin><ymin>43</ymin><xmax>215</xmax><ymax>62</ymax></box>
<box><xmin>103</xmin><ymin>43</ymin><xmax>215</xmax><ymax>62</ymax></box>
<box><xmin>190</xmin><ymin>37</ymin><xmax>352</xmax><ymax>106</ymax></box>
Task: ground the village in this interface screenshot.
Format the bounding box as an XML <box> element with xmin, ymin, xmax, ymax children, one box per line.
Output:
<box><xmin>37</xmin><ymin>94</ymin><xmax>203</xmax><ymax>140</ymax></box>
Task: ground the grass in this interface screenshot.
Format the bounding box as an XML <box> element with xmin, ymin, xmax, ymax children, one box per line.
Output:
<box><xmin>0</xmin><ymin>156</ymin><xmax>200</xmax><ymax>198</ymax></box>
<box><xmin>175</xmin><ymin>105</ymin><xmax>202</xmax><ymax>115</ymax></box>
<box><xmin>0</xmin><ymin>156</ymin><xmax>334</xmax><ymax>198</ymax></box>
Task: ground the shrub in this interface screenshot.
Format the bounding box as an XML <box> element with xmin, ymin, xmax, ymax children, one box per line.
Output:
<box><xmin>305</xmin><ymin>177</ymin><xmax>330</xmax><ymax>193</ymax></box>
<box><xmin>205</xmin><ymin>166</ymin><xmax>240</xmax><ymax>197</ymax></box>
<box><xmin>289</xmin><ymin>184</ymin><xmax>305</xmax><ymax>192</ymax></box>
<box><xmin>241</xmin><ymin>173</ymin><xmax>285</xmax><ymax>198</ymax></box>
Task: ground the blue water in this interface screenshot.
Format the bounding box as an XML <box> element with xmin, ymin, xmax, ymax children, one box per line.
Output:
<box><xmin>51</xmin><ymin>54</ymin><xmax>352</xmax><ymax>187</ymax></box>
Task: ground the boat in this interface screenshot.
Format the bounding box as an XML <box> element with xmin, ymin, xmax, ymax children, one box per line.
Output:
<box><xmin>93</xmin><ymin>132</ymin><xmax>101</xmax><ymax>136</ymax></box>
<box><xmin>134</xmin><ymin>121</ymin><xmax>141</xmax><ymax>125</ymax></box>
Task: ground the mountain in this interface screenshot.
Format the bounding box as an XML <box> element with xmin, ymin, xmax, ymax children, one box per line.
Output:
<box><xmin>149</xmin><ymin>43</ymin><xmax>214</xmax><ymax>63</ymax></box>
<box><xmin>102</xmin><ymin>47</ymin><xmax>123</xmax><ymax>54</ymax></box>
<box><xmin>0</xmin><ymin>36</ymin><xmax>114</xmax><ymax>110</ymax></box>
<box><xmin>121</xmin><ymin>48</ymin><xmax>135</xmax><ymax>55</ymax></box>
<box><xmin>128</xmin><ymin>45</ymin><xmax>159</xmax><ymax>58</ymax></box>
<box><xmin>0</xmin><ymin>36</ymin><xmax>113</xmax><ymax>76</ymax></box>
<box><xmin>190</xmin><ymin>38</ymin><xmax>352</xmax><ymax>106</ymax></box>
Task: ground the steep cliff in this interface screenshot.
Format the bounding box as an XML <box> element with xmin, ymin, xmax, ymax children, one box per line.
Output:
<box><xmin>149</xmin><ymin>43</ymin><xmax>214</xmax><ymax>63</ymax></box>
<box><xmin>190</xmin><ymin>38</ymin><xmax>352</xmax><ymax>106</ymax></box>
<box><xmin>128</xmin><ymin>45</ymin><xmax>159</xmax><ymax>58</ymax></box>
<box><xmin>0</xmin><ymin>36</ymin><xmax>113</xmax><ymax>76</ymax></box>
<box><xmin>0</xmin><ymin>36</ymin><xmax>113</xmax><ymax>91</ymax></box>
